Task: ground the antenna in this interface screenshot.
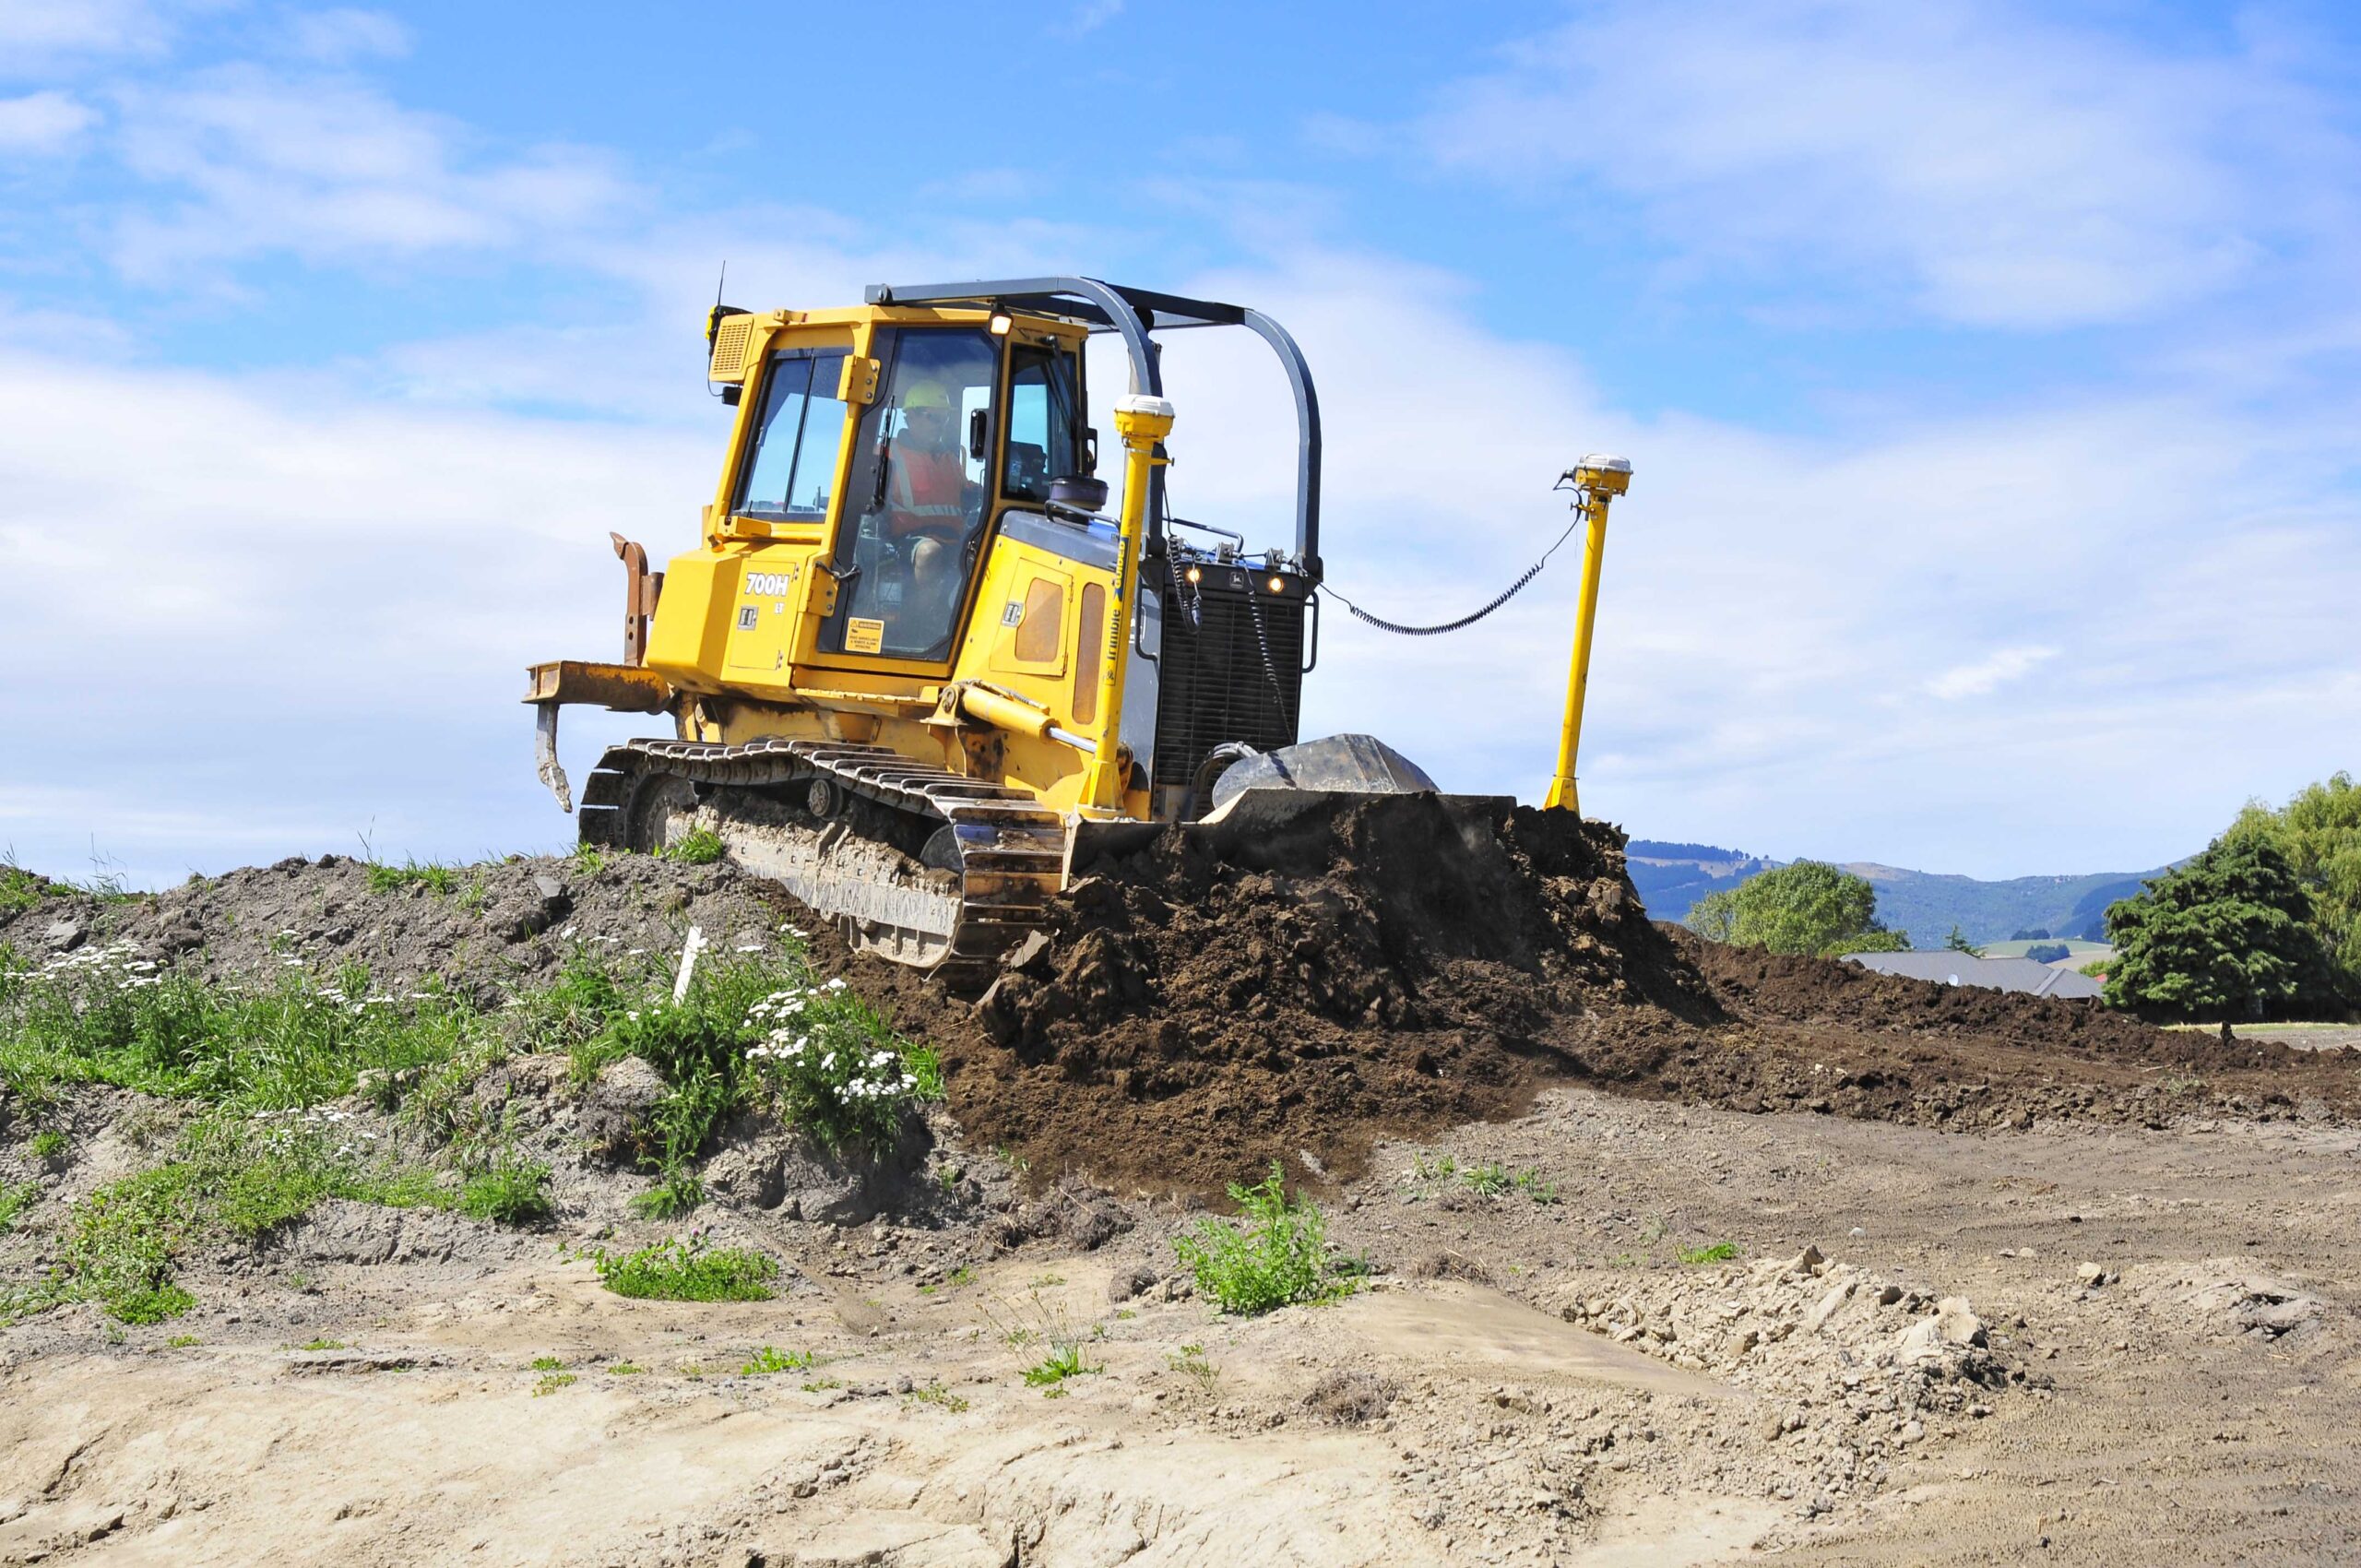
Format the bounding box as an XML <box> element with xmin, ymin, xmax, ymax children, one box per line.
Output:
<box><xmin>706</xmin><ymin>260</ymin><xmax>730</xmax><ymax>397</ymax></box>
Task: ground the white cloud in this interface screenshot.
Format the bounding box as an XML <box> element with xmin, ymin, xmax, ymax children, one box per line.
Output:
<box><xmin>1127</xmin><ymin>250</ymin><xmax>2361</xmax><ymax>873</ymax></box>
<box><xmin>1925</xmin><ymin>646</ymin><xmax>2058</xmax><ymax>700</ymax></box>
<box><xmin>284</xmin><ymin>7</ymin><xmax>407</xmax><ymax>64</ymax></box>
<box><xmin>1055</xmin><ymin>0</ymin><xmax>1121</xmax><ymax>39</ymax></box>
<box><xmin>110</xmin><ymin>65</ymin><xmax>628</xmax><ymax>278</ymax></box>
<box><xmin>0</xmin><ymin>89</ymin><xmax>98</xmax><ymax>153</ymax></box>
<box><xmin>0</xmin><ymin>0</ymin><xmax>218</xmax><ymax>69</ymax></box>
<box><xmin>1424</xmin><ymin>0</ymin><xmax>2352</xmax><ymax>328</ymax></box>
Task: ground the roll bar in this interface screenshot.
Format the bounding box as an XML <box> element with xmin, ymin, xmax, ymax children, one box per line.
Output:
<box><xmin>862</xmin><ymin>277</ymin><xmax>1323</xmax><ymax>579</ymax></box>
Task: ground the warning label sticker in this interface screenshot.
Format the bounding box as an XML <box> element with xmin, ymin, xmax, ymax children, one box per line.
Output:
<box><xmin>846</xmin><ymin>617</ymin><xmax>884</xmax><ymax>654</ymax></box>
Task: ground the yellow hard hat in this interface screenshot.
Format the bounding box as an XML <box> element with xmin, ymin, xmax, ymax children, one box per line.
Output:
<box><xmin>901</xmin><ymin>379</ymin><xmax>951</xmax><ymax>410</ymax></box>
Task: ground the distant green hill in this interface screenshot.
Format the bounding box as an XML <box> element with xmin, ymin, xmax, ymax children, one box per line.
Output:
<box><xmin>1626</xmin><ymin>840</ymin><xmax>2171</xmax><ymax>949</ymax></box>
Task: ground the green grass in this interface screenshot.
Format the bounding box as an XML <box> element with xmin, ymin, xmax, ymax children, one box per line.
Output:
<box><xmin>1021</xmin><ymin>1340</ymin><xmax>1097</xmax><ymax>1392</ymax></box>
<box><xmin>1679</xmin><ymin>1241</ymin><xmax>1741</xmax><ymax>1265</ymax></box>
<box><xmin>908</xmin><ymin>1380</ymin><xmax>969</xmax><ymax>1412</ymax></box>
<box><xmin>533</xmin><ymin>1372</ymin><xmax>575</xmax><ymax>1396</ymax></box>
<box><xmin>0</xmin><ymin>861</ymin><xmax>48</xmax><ymax>918</ymax></box>
<box><xmin>32</xmin><ymin>1115</ymin><xmax>451</xmax><ymax>1324</ymax></box>
<box><xmin>607</xmin><ymin>1361</ymin><xmax>643</xmax><ymax>1375</ymax></box>
<box><xmin>566</xmin><ymin>951</ymin><xmax>939</xmax><ymax>1200</ymax></box>
<box><xmin>364</xmin><ymin>859</ymin><xmax>457</xmax><ymax>896</ymax></box>
<box><xmin>592</xmin><ymin>1236</ymin><xmax>777</xmax><ymax>1302</ymax></box>
<box><xmin>300</xmin><ymin>1337</ymin><xmax>347</xmax><ymax>1350</ymax></box>
<box><xmin>1174</xmin><ymin>1163</ymin><xmax>1358</xmax><ymax>1316</ymax></box>
<box><xmin>1462</xmin><ymin>1162</ymin><xmax>1512</xmax><ymax>1196</ymax></box>
<box><xmin>165</xmin><ymin>1333</ymin><xmax>200</xmax><ymax>1348</ymax></box>
<box><xmin>0</xmin><ymin>927</ymin><xmax>928</xmax><ymax>1327</ymax></box>
<box><xmin>457</xmin><ymin>1153</ymin><xmax>554</xmax><ymax>1226</ymax></box>
<box><xmin>1166</xmin><ymin>1343</ymin><xmax>1219</xmax><ymax>1394</ymax></box>
<box><xmin>529</xmin><ymin>1355</ymin><xmax>566</xmax><ymax>1372</ymax></box>
<box><xmin>741</xmin><ymin>1345</ymin><xmax>813</xmax><ymax>1375</ymax></box>
<box><xmin>0</xmin><ymin>1181</ymin><xmax>39</xmax><ymax>1235</ymax></box>
<box><xmin>658</xmin><ymin>829</ymin><xmax>725</xmax><ymax>866</ymax></box>
<box><xmin>629</xmin><ymin>1169</ymin><xmax>704</xmax><ymax>1220</ymax></box>
<box><xmin>0</xmin><ymin>947</ymin><xmax>484</xmax><ymax>1117</ymax></box>
<box><xmin>29</xmin><ymin>1130</ymin><xmax>65</xmax><ymax>1160</ymax></box>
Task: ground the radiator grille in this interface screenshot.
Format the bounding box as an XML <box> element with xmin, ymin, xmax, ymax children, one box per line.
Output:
<box><xmin>1151</xmin><ymin>564</ymin><xmax>1306</xmax><ymax>792</ymax></box>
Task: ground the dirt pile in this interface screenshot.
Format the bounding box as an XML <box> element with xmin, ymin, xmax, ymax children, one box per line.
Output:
<box><xmin>11</xmin><ymin>826</ymin><xmax>2357</xmax><ymax>1202</ymax></box>
<box><xmin>0</xmin><ymin>852</ymin><xmax>779</xmax><ymax>1005</ymax></box>
<box><xmin>881</xmin><ymin>802</ymin><xmax>2358</xmax><ymax>1190</ymax></box>
<box><xmin>931</xmin><ymin>796</ymin><xmax>1710</xmax><ymax>1192</ymax></box>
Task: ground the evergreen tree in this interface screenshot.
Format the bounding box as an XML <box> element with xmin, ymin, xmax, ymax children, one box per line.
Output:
<box><xmin>2104</xmin><ymin>836</ymin><xmax>2343</xmax><ymax>1020</ymax></box>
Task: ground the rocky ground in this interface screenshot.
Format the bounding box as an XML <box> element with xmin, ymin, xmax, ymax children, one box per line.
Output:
<box><xmin>0</xmin><ymin>845</ymin><xmax>2355</xmax><ymax>1565</ymax></box>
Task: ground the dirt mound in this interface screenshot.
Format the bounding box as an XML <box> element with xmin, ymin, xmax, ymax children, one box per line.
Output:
<box><xmin>912</xmin><ymin>796</ymin><xmax>1709</xmax><ymax>1194</ymax></box>
<box><xmin>852</xmin><ymin>802</ymin><xmax>2359</xmax><ymax>1192</ymax></box>
<box><xmin>1681</xmin><ymin>933</ymin><xmax>2221</xmax><ymax>1062</ymax></box>
<box><xmin>14</xmin><ymin>825</ymin><xmax>2357</xmax><ymax>1203</ymax></box>
<box><xmin>0</xmin><ymin>853</ymin><xmax>786</xmax><ymax>1004</ymax></box>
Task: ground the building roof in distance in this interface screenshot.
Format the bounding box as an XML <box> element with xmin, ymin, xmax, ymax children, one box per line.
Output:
<box><xmin>1839</xmin><ymin>950</ymin><xmax>2105</xmax><ymax>1000</ymax></box>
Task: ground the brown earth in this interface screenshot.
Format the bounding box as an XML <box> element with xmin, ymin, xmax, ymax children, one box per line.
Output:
<box><xmin>824</xmin><ymin>801</ymin><xmax>2361</xmax><ymax>1194</ymax></box>
<box><xmin>11</xmin><ymin>812</ymin><xmax>2355</xmax><ymax>1206</ymax></box>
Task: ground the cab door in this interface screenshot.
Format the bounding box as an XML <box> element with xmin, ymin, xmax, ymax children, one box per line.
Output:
<box><xmin>814</xmin><ymin>327</ymin><xmax>1002</xmax><ymax>666</ymax></box>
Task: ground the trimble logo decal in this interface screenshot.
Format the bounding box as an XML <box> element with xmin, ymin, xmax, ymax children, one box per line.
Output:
<box><xmin>745</xmin><ymin>570</ymin><xmax>798</xmax><ymax>596</ymax></box>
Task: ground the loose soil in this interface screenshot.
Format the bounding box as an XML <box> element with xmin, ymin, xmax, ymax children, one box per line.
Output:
<box><xmin>10</xmin><ymin>812</ymin><xmax>2356</xmax><ymax>1205</ymax></box>
<box><xmin>835</xmin><ymin>799</ymin><xmax>2361</xmax><ymax>1192</ymax></box>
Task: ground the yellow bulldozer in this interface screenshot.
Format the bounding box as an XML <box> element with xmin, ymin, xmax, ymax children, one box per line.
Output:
<box><xmin>526</xmin><ymin>277</ymin><xmax>1630</xmax><ymax>982</ymax></box>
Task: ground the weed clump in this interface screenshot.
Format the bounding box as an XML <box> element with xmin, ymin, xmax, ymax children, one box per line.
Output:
<box><xmin>592</xmin><ymin>1236</ymin><xmax>777</xmax><ymax>1302</ymax></box>
<box><xmin>659</xmin><ymin>829</ymin><xmax>725</xmax><ymax>866</ymax></box>
<box><xmin>42</xmin><ymin>1115</ymin><xmax>445</xmax><ymax>1323</ymax></box>
<box><xmin>1174</xmin><ymin>1163</ymin><xmax>1358</xmax><ymax>1316</ymax></box>
<box><xmin>458</xmin><ymin>1153</ymin><xmax>553</xmax><ymax>1227</ymax></box>
<box><xmin>1679</xmin><ymin>1241</ymin><xmax>1740</xmax><ymax>1265</ymax></box>
<box><xmin>1022</xmin><ymin>1341</ymin><xmax>1097</xmax><ymax>1393</ymax></box>
<box><xmin>0</xmin><ymin>1181</ymin><xmax>38</xmax><ymax>1235</ymax></box>
<box><xmin>364</xmin><ymin>859</ymin><xmax>457</xmax><ymax>896</ymax></box>
<box><xmin>0</xmin><ymin>944</ymin><xmax>481</xmax><ymax>1115</ymax></box>
<box><xmin>740</xmin><ymin>1345</ymin><xmax>813</xmax><ymax>1375</ymax></box>
<box><xmin>571</xmin><ymin>953</ymin><xmax>941</xmax><ymax>1204</ymax></box>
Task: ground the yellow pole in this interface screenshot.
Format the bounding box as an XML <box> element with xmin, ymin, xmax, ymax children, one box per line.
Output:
<box><xmin>1542</xmin><ymin>455</ymin><xmax>1632</xmax><ymax>814</ymax></box>
<box><xmin>1084</xmin><ymin>394</ymin><xmax>1175</xmax><ymax>809</ymax></box>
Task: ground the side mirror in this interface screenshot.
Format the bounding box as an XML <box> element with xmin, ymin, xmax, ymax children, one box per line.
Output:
<box><xmin>1081</xmin><ymin>427</ymin><xmax>1099</xmax><ymax>475</ymax></box>
<box><xmin>720</xmin><ymin>385</ymin><xmax>742</xmax><ymax>407</ymax></box>
<box><xmin>967</xmin><ymin>407</ymin><xmax>990</xmax><ymax>463</ymax></box>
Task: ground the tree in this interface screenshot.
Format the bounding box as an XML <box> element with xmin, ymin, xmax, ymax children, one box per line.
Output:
<box><xmin>1684</xmin><ymin>861</ymin><xmax>1910</xmax><ymax>957</ymax></box>
<box><xmin>2103</xmin><ymin>836</ymin><xmax>2343</xmax><ymax>1020</ymax></box>
<box><xmin>2226</xmin><ymin>772</ymin><xmax>2361</xmax><ymax>996</ymax></box>
<box><xmin>1943</xmin><ymin>926</ymin><xmax>1981</xmax><ymax>955</ymax></box>
<box><xmin>2024</xmin><ymin>942</ymin><xmax>2071</xmax><ymax>965</ymax></box>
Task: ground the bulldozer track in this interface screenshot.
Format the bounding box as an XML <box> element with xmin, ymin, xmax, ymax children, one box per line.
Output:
<box><xmin>577</xmin><ymin>737</ymin><xmax>1068</xmax><ymax>983</ymax></box>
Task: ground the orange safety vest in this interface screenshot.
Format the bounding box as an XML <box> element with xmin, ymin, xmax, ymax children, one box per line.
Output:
<box><xmin>887</xmin><ymin>446</ymin><xmax>967</xmax><ymax>540</ymax></box>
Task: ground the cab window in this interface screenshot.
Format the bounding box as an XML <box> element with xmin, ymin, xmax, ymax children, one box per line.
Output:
<box><xmin>825</xmin><ymin>328</ymin><xmax>999</xmax><ymax>661</ymax></box>
<box><xmin>1004</xmin><ymin>346</ymin><xmax>1079</xmax><ymax>502</ymax></box>
<box><xmin>734</xmin><ymin>350</ymin><xmax>849</xmax><ymax>520</ymax></box>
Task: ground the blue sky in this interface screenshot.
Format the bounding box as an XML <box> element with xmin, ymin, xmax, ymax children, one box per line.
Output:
<box><xmin>5</xmin><ymin>0</ymin><xmax>2359</xmax><ymax>887</ymax></box>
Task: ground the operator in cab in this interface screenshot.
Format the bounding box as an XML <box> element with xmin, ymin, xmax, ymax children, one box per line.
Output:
<box><xmin>881</xmin><ymin>379</ymin><xmax>978</xmax><ymax>636</ymax></box>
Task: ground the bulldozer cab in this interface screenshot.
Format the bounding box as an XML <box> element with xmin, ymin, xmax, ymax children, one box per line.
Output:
<box><xmin>714</xmin><ymin>300</ymin><xmax>1105</xmax><ymax>676</ymax></box>
<box><xmin>799</xmin><ymin>323</ymin><xmax>1088</xmax><ymax>663</ymax></box>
